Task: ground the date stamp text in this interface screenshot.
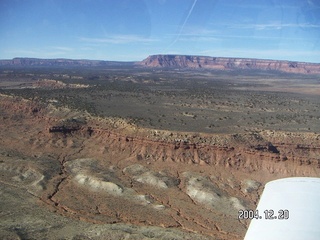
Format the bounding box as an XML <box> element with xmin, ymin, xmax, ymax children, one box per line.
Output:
<box><xmin>238</xmin><ymin>209</ymin><xmax>289</xmax><ymax>220</ymax></box>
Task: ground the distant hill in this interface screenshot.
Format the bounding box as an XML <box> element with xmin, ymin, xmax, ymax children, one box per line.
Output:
<box><xmin>138</xmin><ymin>54</ymin><xmax>320</xmax><ymax>75</ymax></box>
<box><xmin>0</xmin><ymin>58</ymin><xmax>134</xmax><ymax>67</ymax></box>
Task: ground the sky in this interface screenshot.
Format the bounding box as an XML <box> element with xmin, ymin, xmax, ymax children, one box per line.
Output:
<box><xmin>0</xmin><ymin>0</ymin><xmax>319</xmax><ymax>62</ymax></box>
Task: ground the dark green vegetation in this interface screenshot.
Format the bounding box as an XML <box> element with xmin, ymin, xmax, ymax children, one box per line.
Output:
<box><xmin>1</xmin><ymin>66</ymin><xmax>320</xmax><ymax>133</ymax></box>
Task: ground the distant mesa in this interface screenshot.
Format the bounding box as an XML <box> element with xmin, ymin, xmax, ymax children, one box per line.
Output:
<box><xmin>0</xmin><ymin>55</ymin><xmax>319</xmax><ymax>74</ymax></box>
<box><xmin>138</xmin><ymin>54</ymin><xmax>320</xmax><ymax>74</ymax></box>
<box><xmin>0</xmin><ymin>57</ymin><xmax>133</xmax><ymax>67</ymax></box>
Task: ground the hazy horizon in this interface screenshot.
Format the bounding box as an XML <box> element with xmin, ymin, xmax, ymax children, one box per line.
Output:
<box><xmin>2</xmin><ymin>54</ymin><xmax>320</xmax><ymax>65</ymax></box>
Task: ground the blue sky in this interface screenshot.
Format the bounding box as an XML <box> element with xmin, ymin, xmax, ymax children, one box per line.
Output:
<box><xmin>0</xmin><ymin>0</ymin><xmax>319</xmax><ymax>62</ymax></box>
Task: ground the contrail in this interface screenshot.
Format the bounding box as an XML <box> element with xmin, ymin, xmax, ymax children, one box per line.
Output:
<box><xmin>166</xmin><ymin>0</ymin><xmax>198</xmax><ymax>50</ymax></box>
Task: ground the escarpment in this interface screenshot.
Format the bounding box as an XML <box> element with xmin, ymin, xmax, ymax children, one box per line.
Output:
<box><xmin>139</xmin><ymin>55</ymin><xmax>320</xmax><ymax>74</ymax></box>
<box><xmin>2</xmin><ymin>94</ymin><xmax>318</xmax><ymax>175</ymax></box>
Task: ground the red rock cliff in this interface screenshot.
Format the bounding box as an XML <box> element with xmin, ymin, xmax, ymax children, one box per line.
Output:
<box><xmin>139</xmin><ymin>55</ymin><xmax>320</xmax><ymax>74</ymax></box>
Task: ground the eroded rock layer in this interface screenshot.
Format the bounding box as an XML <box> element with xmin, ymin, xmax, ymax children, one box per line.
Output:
<box><xmin>1</xmin><ymin>94</ymin><xmax>320</xmax><ymax>239</ymax></box>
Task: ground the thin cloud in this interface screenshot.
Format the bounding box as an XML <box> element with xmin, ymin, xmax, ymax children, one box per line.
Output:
<box><xmin>178</xmin><ymin>36</ymin><xmax>220</xmax><ymax>42</ymax></box>
<box><xmin>5</xmin><ymin>49</ymin><xmax>38</xmax><ymax>56</ymax></box>
<box><xmin>51</xmin><ymin>46</ymin><xmax>73</xmax><ymax>51</ymax></box>
<box><xmin>166</xmin><ymin>27</ymin><xmax>219</xmax><ymax>43</ymax></box>
<box><xmin>80</xmin><ymin>47</ymin><xmax>94</xmax><ymax>51</ymax></box>
<box><xmin>227</xmin><ymin>22</ymin><xmax>320</xmax><ymax>30</ymax></box>
<box><xmin>213</xmin><ymin>34</ymin><xmax>317</xmax><ymax>41</ymax></box>
<box><xmin>79</xmin><ymin>35</ymin><xmax>158</xmax><ymax>44</ymax></box>
<box><xmin>223</xmin><ymin>3</ymin><xmax>300</xmax><ymax>10</ymax></box>
<box><xmin>5</xmin><ymin>48</ymin><xmax>72</xmax><ymax>58</ymax></box>
<box><xmin>200</xmin><ymin>49</ymin><xmax>320</xmax><ymax>62</ymax></box>
<box><xmin>169</xmin><ymin>27</ymin><xmax>217</xmax><ymax>37</ymax></box>
<box><xmin>168</xmin><ymin>27</ymin><xmax>316</xmax><ymax>42</ymax></box>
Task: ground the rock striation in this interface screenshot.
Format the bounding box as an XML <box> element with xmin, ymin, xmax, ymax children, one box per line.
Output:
<box><xmin>138</xmin><ymin>54</ymin><xmax>320</xmax><ymax>74</ymax></box>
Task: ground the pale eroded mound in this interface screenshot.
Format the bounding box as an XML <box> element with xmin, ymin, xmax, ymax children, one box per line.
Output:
<box><xmin>183</xmin><ymin>172</ymin><xmax>246</xmax><ymax>216</ymax></box>
<box><xmin>123</xmin><ymin>164</ymin><xmax>179</xmax><ymax>189</ymax></box>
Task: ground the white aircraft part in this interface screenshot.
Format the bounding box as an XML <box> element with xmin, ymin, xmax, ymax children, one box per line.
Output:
<box><xmin>244</xmin><ymin>177</ymin><xmax>320</xmax><ymax>240</ymax></box>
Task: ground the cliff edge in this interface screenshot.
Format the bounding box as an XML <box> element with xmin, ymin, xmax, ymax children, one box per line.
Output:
<box><xmin>139</xmin><ymin>54</ymin><xmax>320</xmax><ymax>74</ymax></box>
